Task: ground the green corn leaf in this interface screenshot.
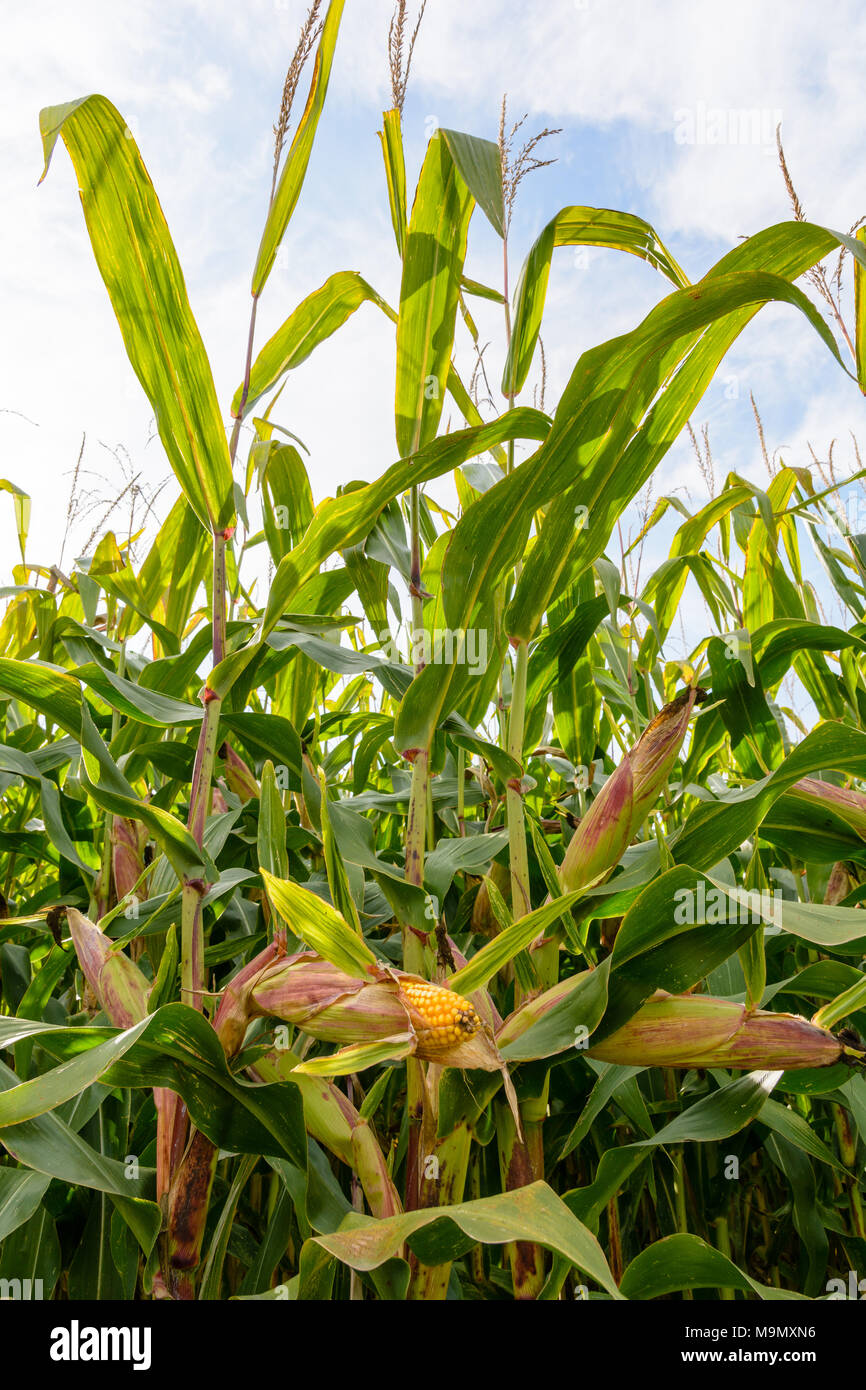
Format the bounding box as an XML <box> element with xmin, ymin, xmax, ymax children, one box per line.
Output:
<box><xmin>251</xmin><ymin>0</ymin><xmax>346</xmax><ymax>296</ymax></box>
<box><xmin>211</xmin><ymin>409</ymin><xmax>548</xmax><ymax>697</ymax></box>
<box><xmin>0</xmin><ymin>1203</ymin><xmax>62</xmax><ymax>1300</ymax></box>
<box><xmin>379</xmin><ymin>108</ymin><xmax>407</xmax><ymax>256</ymax></box>
<box><xmin>707</xmin><ymin>635</ymin><xmax>783</xmax><ymax>778</ymax></box>
<box><xmin>78</xmin><ymin>703</ymin><xmax>208</xmax><ymax>884</ymax></box>
<box><xmin>503</xmin><ymin>205</ymin><xmax>690</xmax><ymax>397</ymax></box>
<box><xmin>0</xmin><ymin>657</ymin><xmax>83</xmax><ymax>736</ymax></box>
<box><xmin>674</xmin><ymin>720</ymin><xmax>866</xmax><ymax>869</ymax></box>
<box><xmin>620</xmin><ymin>1233</ymin><xmax>809</xmax><ymax>1301</ymax></box>
<box><xmin>0</xmin><ymin>1005</ymin><xmax>307</xmax><ymax>1172</ymax></box>
<box><xmin>39</xmin><ymin>95</ymin><xmax>233</xmax><ymax>532</ymax></box>
<box><xmin>449</xmin><ymin>891</ymin><xmax>584</xmax><ymax>995</ymax></box>
<box><xmin>0</xmin><ymin>1168</ymin><xmax>52</xmax><ymax>1244</ymax></box>
<box><xmin>147</xmin><ymin>924</ymin><xmax>179</xmax><ymax>1012</ymax></box>
<box><xmin>258</xmin><ymin>761</ymin><xmax>289</xmax><ymax>881</ymax></box>
<box><xmin>318</xmin><ymin>770</ymin><xmax>362</xmax><ymax>935</ymax></box>
<box><xmin>74</xmin><ymin>662</ymin><xmax>203</xmax><ymax>728</ymax></box>
<box><xmin>503</xmin><ymin>271</ymin><xmax>846</xmax><ymax>646</ymax></box>
<box><xmin>234</xmin><ymin>272</ymin><xmax>394</xmax><ymax>420</ymax></box>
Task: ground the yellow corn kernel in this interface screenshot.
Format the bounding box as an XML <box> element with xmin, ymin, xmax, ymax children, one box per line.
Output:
<box><xmin>400</xmin><ymin>979</ymin><xmax>481</xmax><ymax>1052</ymax></box>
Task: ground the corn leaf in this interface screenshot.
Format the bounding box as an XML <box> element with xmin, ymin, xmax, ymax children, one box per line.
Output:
<box><xmin>314</xmin><ymin>1180</ymin><xmax>622</xmax><ymax>1298</ymax></box>
<box><xmin>234</xmin><ymin>272</ymin><xmax>394</xmax><ymax>420</ymax></box>
<box><xmin>261</xmin><ymin>869</ymin><xmax>378</xmax><ymax>976</ymax></box>
<box><xmin>395</xmin><ymin>131</ymin><xmax>474</xmax><ymax>456</ymax></box>
<box><xmin>252</xmin><ymin>0</ymin><xmax>346</xmax><ymax>295</ymax></box>
<box><xmin>503</xmin><ymin>205</ymin><xmax>690</xmax><ymax>397</ymax></box>
<box><xmin>39</xmin><ymin>95</ymin><xmax>234</xmax><ymax>533</ymax></box>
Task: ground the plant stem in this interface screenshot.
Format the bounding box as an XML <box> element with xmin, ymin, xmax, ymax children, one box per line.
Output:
<box><xmin>506</xmin><ymin>638</ymin><xmax>531</xmax><ymax>921</ymax></box>
<box><xmin>406</xmin><ymin>1122</ymin><xmax>473</xmax><ymax>1298</ymax></box>
<box><xmin>496</xmin><ymin>1100</ymin><xmax>546</xmax><ymax>1298</ymax></box>
<box><xmin>182</xmin><ymin>696</ymin><xmax>222</xmax><ymax>1008</ymax></box>
<box><xmin>714</xmin><ymin>1213</ymin><xmax>736</xmax><ymax>1300</ymax></box>
<box><xmin>404</xmin><ymin>747</ymin><xmax>429</xmax><ymax>1211</ymax></box>
<box><xmin>212</xmin><ymin>532</ymin><xmax>227</xmax><ymax>668</ymax></box>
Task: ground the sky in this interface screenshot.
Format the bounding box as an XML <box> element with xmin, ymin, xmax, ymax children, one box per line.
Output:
<box><xmin>2</xmin><ymin>0</ymin><xmax>865</xmax><ymax>679</ymax></box>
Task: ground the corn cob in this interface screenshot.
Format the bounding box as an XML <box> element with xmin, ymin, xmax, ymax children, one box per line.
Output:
<box><xmin>399</xmin><ymin>979</ymin><xmax>481</xmax><ymax>1054</ymax></box>
<box><xmin>215</xmin><ymin>945</ymin><xmax>501</xmax><ymax>1070</ymax></box>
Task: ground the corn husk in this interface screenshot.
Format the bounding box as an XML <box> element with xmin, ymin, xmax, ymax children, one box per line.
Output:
<box><xmin>214</xmin><ymin>942</ymin><xmax>518</xmax><ymax>1123</ymax></box>
<box><xmin>559</xmin><ymin>687</ymin><xmax>701</xmax><ymax>895</ymax></box>
<box><xmin>111</xmin><ymin>817</ymin><xmax>148</xmax><ymax>902</ymax></box>
<box><xmin>67</xmin><ymin>906</ymin><xmax>149</xmax><ymax>1028</ymax></box>
<box><xmin>219</xmin><ymin>741</ymin><xmax>259</xmax><ymax>802</ymax></box>
<box><xmin>790</xmin><ymin>777</ymin><xmax>866</xmax><ymax>838</ymax></box>
<box><xmin>585</xmin><ymin>991</ymin><xmax>847</xmax><ymax>1070</ymax></box>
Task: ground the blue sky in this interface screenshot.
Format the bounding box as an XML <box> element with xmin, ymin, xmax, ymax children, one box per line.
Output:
<box><xmin>2</xmin><ymin>0</ymin><xmax>865</xmax><ymax>700</ymax></box>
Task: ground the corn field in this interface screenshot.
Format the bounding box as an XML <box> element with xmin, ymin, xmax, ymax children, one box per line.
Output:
<box><xmin>3</xmin><ymin>0</ymin><xmax>866</xmax><ymax>1318</ymax></box>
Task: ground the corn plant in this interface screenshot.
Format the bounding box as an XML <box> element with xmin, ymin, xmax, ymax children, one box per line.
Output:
<box><xmin>2</xmin><ymin>0</ymin><xmax>866</xmax><ymax>1302</ymax></box>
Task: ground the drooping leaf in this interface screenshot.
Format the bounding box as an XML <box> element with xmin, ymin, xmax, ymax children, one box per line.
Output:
<box><xmin>39</xmin><ymin>95</ymin><xmax>233</xmax><ymax>532</ymax></box>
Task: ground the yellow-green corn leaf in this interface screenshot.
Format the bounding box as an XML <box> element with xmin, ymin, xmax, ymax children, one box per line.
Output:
<box><xmin>395</xmin><ymin>132</ymin><xmax>474</xmax><ymax>457</ymax></box>
<box><xmin>812</xmin><ymin>973</ymin><xmax>866</xmax><ymax>1030</ymax></box>
<box><xmin>260</xmin><ymin>869</ymin><xmax>378</xmax><ymax>977</ymax></box>
<box><xmin>38</xmin><ymin>95</ymin><xmax>234</xmax><ymax>534</ymax></box>
<box><xmin>743</xmin><ymin>467</ymin><xmax>804</xmax><ymax>630</ymax></box>
<box><xmin>449</xmin><ymin>892</ymin><xmax>584</xmax><ymax>995</ymax></box>
<box><xmin>206</xmin><ymin>411</ymin><xmax>547</xmax><ymax>701</ymax></box>
<box><xmin>244</xmin><ymin>410</ymin><xmax>549</xmax><ymax>664</ymax></box>
<box><xmin>134</xmin><ymin>495</ymin><xmax>211</xmax><ymax>644</ymax></box>
<box><xmin>293</xmin><ymin>1035</ymin><xmax>415</xmax><ymax>1077</ymax></box>
<box><xmin>855</xmin><ymin>225</ymin><xmax>866</xmax><ymax>392</ymax></box>
<box><xmin>440</xmin><ymin>128</ymin><xmax>504</xmax><ymax>238</ymax></box>
<box><xmin>251</xmin><ymin>0</ymin><xmax>346</xmax><ymax>296</ymax></box>
<box><xmin>503</xmin><ymin>206</ymin><xmax>690</xmax><ymax>397</ymax></box>
<box><xmin>0</xmin><ymin>481</ymin><xmax>30</xmax><ymax>562</ymax></box>
<box><xmin>0</xmin><ymin>657</ymin><xmax>82</xmax><ymax>736</ymax></box>
<box><xmin>636</xmin><ymin>485</ymin><xmax>753</xmax><ymax>665</ymax></box>
<box><xmin>379</xmin><ymin>108</ymin><xmax>407</xmax><ymax>256</ymax></box>
<box><xmin>233</xmin><ymin>272</ymin><xmax>395</xmax><ymax>420</ymax></box>
<box><xmin>505</xmin><ymin>222</ymin><xmax>866</xmax><ymax>646</ymax></box>
<box><xmin>260</xmin><ymin>442</ymin><xmax>314</xmax><ymax>562</ymax></box>
<box><xmin>315</xmin><ymin>1180</ymin><xmax>622</xmax><ymax>1299</ymax></box>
